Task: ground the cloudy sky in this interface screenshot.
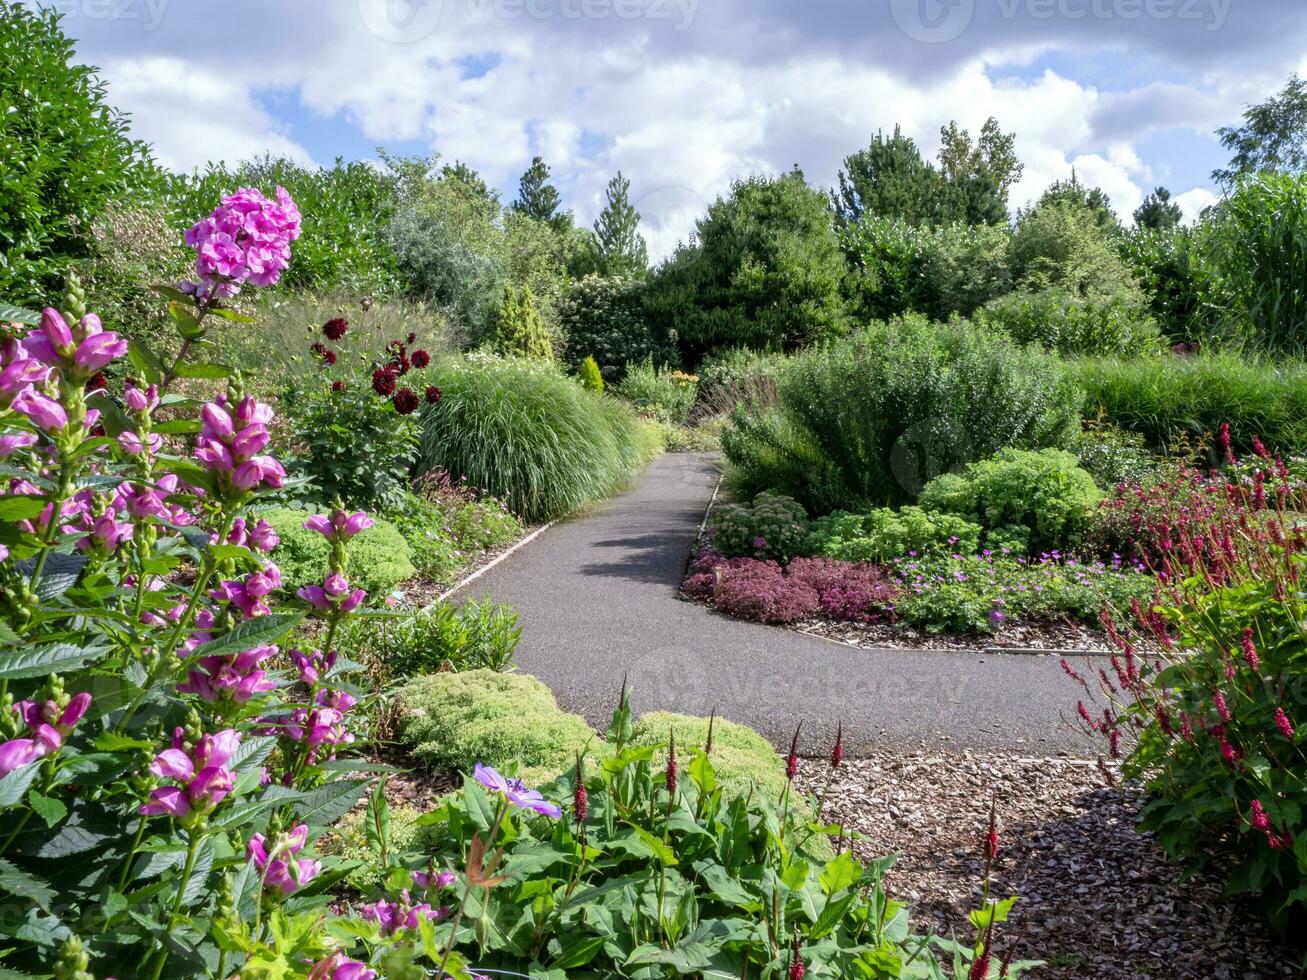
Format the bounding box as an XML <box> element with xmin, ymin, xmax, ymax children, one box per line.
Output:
<box><xmin>35</xmin><ymin>0</ymin><xmax>1307</xmax><ymax>257</ymax></box>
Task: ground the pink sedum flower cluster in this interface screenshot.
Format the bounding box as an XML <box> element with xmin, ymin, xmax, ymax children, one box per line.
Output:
<box><xmin>183</xmin><ymin>186</ymin><xmax>301</xmax><ymax>297</ymax></box>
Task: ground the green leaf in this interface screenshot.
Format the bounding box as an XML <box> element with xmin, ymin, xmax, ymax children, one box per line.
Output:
<box><xmin>27</xmin><ymin>793</ymin><xmax>66</xmax><ymax>828</ymax></box>
<box><xmin>0</xmin><ymin>858</ymin><xmax>54</xmax><ymax>911</ymax></box>
<box><xmin>0</xmin><ymin>496</ymin><xmax>45</xmax><ymax>521</ymax></box>
<box><xmin>207</xmin><ymin>307</ymin><xmax>256</xmax><ymax>324</ymax></box>
<box><xmin>0</xmin><ymin>764</ymin><xmax>39</xmax><ymax>808</ymax></box>
<box><xmin>188</xmin><ymin>613</ymin><xmax>303</xmax><ymax>661</ymax></box>
<box><xmin>94</xmin><ymin>732</ymin><xmax>156</xmax><ymax>752</ymax></box>
<box><xmin>128</xmin><ymin>339</ymin><xmax>168</xmax><ymax>384</ymax></box>
<box><xmin>289</xmin><ymin>779</ymin><xmax>372</xmax><ymax>828</ymax></box>
<box><xmin>0</xmin><ymin>304</ymin><xmax>40</xmax><ymax>325</ymax></box>
<box><xmin>819</xmin><ymin>851</ymin><xmax>859</xmax><ymax>896</ymax></box>
<box><xmin>0</xmin><ymin>642</ymin><xmax>107</xmax><ymax>680</ymax></box>
<box><xmin>0</xmin><ymin>621</ymin><xmax>19</xmax><ymax>646</ymax></box>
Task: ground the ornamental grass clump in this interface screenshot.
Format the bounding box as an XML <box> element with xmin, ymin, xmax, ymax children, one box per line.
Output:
<box><xmin>1070</xmin><ymin>438</ymin><xmax>1307</xmax><ymax>933</ymax></box>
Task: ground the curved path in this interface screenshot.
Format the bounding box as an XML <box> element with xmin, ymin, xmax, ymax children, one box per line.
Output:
<box><xmin>453</xmin><ymin>454</ymin><xmax>1097</xmax><ymax>758</ymax></box>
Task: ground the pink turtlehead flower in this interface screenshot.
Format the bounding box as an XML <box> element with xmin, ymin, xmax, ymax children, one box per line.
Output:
<box><xmin>124</xmin><ymin>382</ymin><xmax>159</xmax><ymax>413</ymax></box>
<box><xmin>246</xmin><ymin>823</ymin><xmax>320</xmax><ymax>895</ymax></box>
<box><xmin>303</xmin><ymin>509</ymin><xmax>374</xmax><ymax>542</ymax></box>
<box><xmin>0</xmin><ymin>693</ymin><xmax>89</xmax><ymax>777</ymax></box>
<box><xmin>178</xmin><ymin>643</ymin><xmax>278</xmax><ymax>704</ymax></box>
<box><xmin>11</xmin><ymin>389</ymin><xmax>67</xmax><ymax>433</ymax></box>
<box><xmin>291</xmin><ymin>648</ymin><xmax>335</xmax><ymax>686</ymax></box>
<box><xmin>141</xmin><ymin>728</ymin><xmax>241</xmax><ymax>818</ymax></box>
<box><xmin>307</xmin><ymin>952</ymin><xmax>376</xmax><ymax>980</ymax></box>
<box><xmin>73</xmin><ymin>331</ymin><xmax>127</xmax><ymax>373</ymax></box>
<box><xmin>0</xmin><ymin>433</ymin><xmax>38</xmax><ymax>457</ymax></box>
<box><xmin>411</xmin><ymin>869</ymin><xmax>457</xmax><ymax>890</ymax></box>
<box><xmin>297</xmin><ymin>574</ymin><xmax>366</xmax><ymax>613</ymax></box>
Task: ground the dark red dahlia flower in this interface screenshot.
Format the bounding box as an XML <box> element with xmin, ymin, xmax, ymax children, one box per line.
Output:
<box><xmin>410</xmin><ymin>349</ymin><xmax>430</xmax><ymax>369</ymax></box>
<box><xmin>322</xmin><ymin>317</ymin><xmax>348</xmax><ymax>341</ymax></box>
<box><xmin>392</xmin><ymin>387</ymin><xmax>419</xmax><ymax>415</ymax></box>
<box><xmin>424</xmin><ymin>385</ymin><xmax>442</xmax><ymax>405</ymax></box>
<box><xmin>372</xmin><ymin>368</ymin><xmax>397</xmax><ymax>396</ymax></box>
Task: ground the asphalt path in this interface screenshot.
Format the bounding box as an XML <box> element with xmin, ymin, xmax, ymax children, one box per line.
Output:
<box><xmin>453</xmin><ymin>453</ymin><xmax>1098</xmax><ymax>758</ymax></box>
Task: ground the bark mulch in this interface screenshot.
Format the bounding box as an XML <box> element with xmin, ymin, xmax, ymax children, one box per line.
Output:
<box><xmin>798</xmin><ymin>752</ymin><xmax>1301</xmax><ymax>980</ymax></box>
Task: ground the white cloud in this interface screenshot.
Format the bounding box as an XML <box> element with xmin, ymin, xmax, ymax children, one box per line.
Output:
<box><xmin>100</xmin><ymin>57</ymin><xmax>313</xmax><ymax>172</ymax></box>
<box><xmin>1176</xmin><ymin>187</ymin><xmax>1221</xmax><ymax>224</ymax></box>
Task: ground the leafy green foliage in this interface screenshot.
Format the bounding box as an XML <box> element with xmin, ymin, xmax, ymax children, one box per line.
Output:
<box><xmin>1133</xmin><ymin>186</ymin><xmax>1184</xmax><ymax>230</ymax></box>
<box><xmin>577</xmin><ymin>355</ymin><xmax>605</xmax><ymax>392</ymax></box>
<box><xmin>614</xmin><ymin>356</ymin><xmax>697</xmax><ymax>423</ymax></box>
<box><xmin>974</xmin><ymin>287</ymin><xmax>1162</xmax><ymax>357</ymax></box>
<box><xmin>412</xmin><ymin>355</ymin><xmax>659</xmax><ymax>521</ymax></box>
<box><xmin>408</xmin><ymin>727</ymin><xmax>1025</xmax><ymax>978</ymax></box>
<box><xmin>1008</xmin><ymin>196</ymin><xmax>1137</xmax><ymax>300</ymax></box>
<box><xmin>1069</xmin><ymin>352</ymin><xmax>1307</xmax><ymax>456</ymax></box>
<box><xmin>1075</xmin><ymin>423</ymin><xmax>1170</xmax><ymax>489</ymax></box>
<box><xmin>0</xmin><ymin>3</ymin><xmax>163</xmax><ymax>303</ymax></box>
<box><xmin>723</xmin><ymin>316</ymin><xmax>1083</xmax><ymax>514</ymax></box>
<box><xmin>1116</xmin><ymin>226</ymin><xmax>1228</xmax><ymax>344</ymax></box>
<box><xmin>1205</xmin><ymin>172</ymin><xmax>1307</xmax><ymax>356</ymax></box>
<box><xmin>839</xmin><ymin>216</ymin><xmax>937</xmax><ymax>322</ymax></box>
<box><xmin>399</xmin><ymin>669</ymin><xmax>602</xmax><ymax>786</ymax></box>
<box><xmin>288</xmin><ymin>384</ymin><xmax>420</xmax><ymax>511</ymax></box>
<box><xmin>710</xmin><ymin>491</ymin><xmax>810</xmax><ymax>562</ymax></box>
<box><xmin>489</xmin><ymin>284</ymin><xmax>553</xmax><ymax>360</ymax></box>
<box><xmin>926</xmin><ymin>221</ymin><xmax>1013</xmax><ymax>318</ymax></box>
<box><xmin>627</xmin><ymin>711</ymin><xmax>790</xmax><ymax>802</ymax></box>
<box><xmin>512</xmin><ymin>155</ymin><xmax>572</xmax><ymax>233</ymax></box>
<box><xmin>1213</xmin><ymin>72</ymin><xmax>1307</xmax><ymax>186</ymax></box>
<box><xmin>804</xmin><ymin>506</ymin><xmax>983</xmax><ymax>562</ymax></box>
<box><xmin>895</xmin><ymin>552</ymin><xmax>1152</xmax><ymax>634</ymax></box>
<box><xmin>339</xmin><ymin>597</ymin><xmax>521</xmax><ymax>678</ymax></box>
<box><xmin>646</xmin><ymin>170</ymin><xmax>849</xmax><ymax>353</ymax></box>
<box><xmin>261</xmin><ymin>507</ymin><xmax>416</xmax><ymax>596</ymax></box>
<box><xmin>581</xmin><ymin>171</ymin><xmax>648</xmax><ymax>278</ymax></box>
<box><xmin>918</xmin><ymin>449</ymin><xmax>1101</xmax><ymax>554</ymax></box>
<box><xmin>559</xmin><ymin>274</ymin><xmax>664</xmax><ymax>377</ymax></box>
<box><xmin>693</xmin><ymin>346</ymin><xmax>788</xmax><ymax>417</ymax></box>
<box><xmin>389</xmin><ymin>486</ymin><xmax>522</xmax><ymax>583</ymax></box>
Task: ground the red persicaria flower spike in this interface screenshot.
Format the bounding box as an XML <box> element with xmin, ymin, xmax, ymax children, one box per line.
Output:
<box><xmin>831</xmin><ymin>721</ymin><xmax>844</xmax><ymax>770</ymax></box>
<box><xmin>984</xmin><ymin>796</ymin><xmax>999</xmax><ymax>862</ymax></box>
<box><xmin>573</xmin><ymin>753</ymin><xmax>588</xmax><ymax>825</ymax></box>
<box><xmin>665</xmin><ymin>730</ymin><xmax>677</xmax><ymax>796</ymax></box>
<box><xmin>1097</xmin><ymin>757</ymin><xmax>1115</xmax><ymax>787</ymax></box>
<box><xmin>1240</xmin><ymin>628</ymin><xmax>1260</xmax><ymax>671</ymax></box>
<box><xmin>322</xmin><ymin>317</ymin><xmax>348</xmax><ymax>341</ymax></box>
<box><xmin>787</xmin><ymin>722</ymin><xmax>802</xmax><ymax>781</ymax></box>
<box><xmin>372</xmin><ymin>367</ymin><xmax>396</xmax><ymax>396</ymax></box>
<box><xmin>968</xmin><ymin>932</ymin><xmax>992</xmax><ymax>980</ymax></box>
<box><xmin>789</xmin><ymin>931</ymin><xmax>805</xmax><ymax>980</ymax></box>
<box><xmin>1219</xmin><ymin>423</ymin><xmax>1235</xmax><ymax>465</ymax></box>
<box><xmin>410</xmin><ymin>349</ymin><xmax>430</xmax><ymax>369</ymax></box>
<box><xmin>392</xmin><ymin>388</ymin><xmax>419</xmax><ymax>415</ymax></box>
<box><xmin>1275</xmin><ymin>706</ymin><xmax>1295</xmax><ymax>740</ymax></box>
<box><xmin>1212</xmin><ymin>689</ymin><xmax>1232</xmax><ymax>723</ymax></box>
<box><xmin>1252</xmin><ymin>434</ymin><xmax>1270</xmax><ymax>459</ymax></box>
<box><xmin>1249</xmin><ymin>799</ymin><xmax>1271</xmax><ymax>832</ymax></box>
<box><xmin>705</xmin><ymin>709</ymin><xmax>715</xmax><ymax>755</ymax></box>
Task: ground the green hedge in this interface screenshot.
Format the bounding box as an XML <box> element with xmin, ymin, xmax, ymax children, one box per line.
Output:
<box><xmin>1069</xmin><ymin>353</ymin><xmax>1307</xmax><ymax>456</ymax></box>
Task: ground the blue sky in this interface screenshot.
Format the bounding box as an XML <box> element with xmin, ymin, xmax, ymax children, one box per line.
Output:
<box><xmin>33</xmin><ymin>0</ymin><xmax>1307</xmax><ymax>257</ymax></box>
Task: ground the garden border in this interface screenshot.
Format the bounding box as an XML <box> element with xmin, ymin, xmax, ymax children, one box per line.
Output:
<box><xmin>426</xmin><ymin>520</ymin><xmax>557</xmax><ymax>608</ymax></box>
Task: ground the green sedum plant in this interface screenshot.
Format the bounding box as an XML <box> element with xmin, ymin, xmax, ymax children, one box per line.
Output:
<box><xmin>804</xmin><ymin>506</ymin><xmax>982</xmax><ymax>562</ymax></box>
<box><xmin>918</xmin><ymin>448</ymin><xmax>1101</xmax><ymax>555</ymax></box>
<box><xmin>261</xmin><ymin>507</ymin><xmax>416</xmax><ymax>597</ymax></box>
<box><xmin>710</xmin><ymin>491</ymin><xmax>810</xmax><ymax>562</ymax></box>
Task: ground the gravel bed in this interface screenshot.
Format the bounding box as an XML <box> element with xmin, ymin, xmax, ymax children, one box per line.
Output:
<box><xmin>797</xmin><ymin>752</ymin><xmax>1300</xmax><ymax>979</ymax></box>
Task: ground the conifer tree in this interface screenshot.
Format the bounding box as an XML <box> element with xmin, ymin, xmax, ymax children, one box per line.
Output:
<box><xmin>591</xmin><ymin>172</ymin><xmax>649</xmax><ymax>278</ymax></box>
<box><xmin>513</xmin><ymin>156</ymin><xmax>572</xmax><ymax>233</ymax></box>
<box><xmin>491</xmin><ymin>284</ymin><xmax>553</xmax><ymax>361</ymax></box>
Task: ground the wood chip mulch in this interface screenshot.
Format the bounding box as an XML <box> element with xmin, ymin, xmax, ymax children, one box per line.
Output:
<box><xmin>792</xmin><ymin>617</ymin><xmax>1113</xmax><ymax>655</ymax></box>
<box><xmin>797</xmin><ymin>752</ymin><xmax>1302</xmax><ymax>979</ymax></box>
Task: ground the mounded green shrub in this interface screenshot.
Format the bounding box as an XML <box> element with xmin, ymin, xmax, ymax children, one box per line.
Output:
<box><xmin>337</xmin><ymin>597</ymin><xmax>521</xmax><ymax>679</ymax></box>
<box><xmin>399</xmin><ymin>670</ymin><xmax>603</xmax><ymax>786</ymax></box>
<box><xmin>804</xmin><ymin>506</ymin><xmax>982</xmax><ymax>562</ymax></box>
<box><xmin>710</xmin><ymin>491</ymin><xmax>809</xmax><ymax>562</ymax></box>
<box><xmin>722</xmin><ymin>315</ymin><xmax>1083</xmax><ymax>514</ymax></box>
<box><xmin>627</xmin><ymin>711</ymin><xmax>789</xmax><ymax>803</ymax></box>
<box><xmin>260</xmin><ymin>507</ymin><xmax>415</xmax><ymax>596</ymax></box>
<box><xmin>976</xmin><ymin>287</ymin><xmax>1162</xmax><ymax>357</ymax></box>
<box><xmin>918</xmin><ymin>448</ymin><xmax>1101</xmax><ymax>554</ymax></box>
<box><xmin>1069</xmin><ymin>352</ymin><xmax>1307</xmax><ymax>456</ymax></box>
<box><xmin>490</xmin><ymin>284</ymin><xmax>553</xmax><ymax>361</ymax></box>
<box><xmin>411</xmin><ymin>355</ymin><xmax>659</xmax><ymax>521</ymax></box>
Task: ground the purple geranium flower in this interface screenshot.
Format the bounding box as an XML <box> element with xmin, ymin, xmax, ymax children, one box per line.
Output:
<box><xmin>473</xmin><ymin>763</ymin><xmax>561</xmax><ymax>818</ymax></box>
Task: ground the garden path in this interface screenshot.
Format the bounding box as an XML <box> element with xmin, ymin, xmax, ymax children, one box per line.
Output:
<box><xmin>453</xmin><ymin>453</ymin><xmax>1098</xmax><ymax>758</ymax></box>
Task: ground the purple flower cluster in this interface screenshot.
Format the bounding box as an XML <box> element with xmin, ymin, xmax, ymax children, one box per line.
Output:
<box><xmin>307</xmin><ymin>952</ymin><xmax>376</xmax><ymax>980</ymax></box>
<box><xmin>183</xmin><ymin>186</ymin><xmax>301</xmax><ymax>297</ymax></box>
<box><xmin>246</xmin><ymin>823</ymin><xmax>321</xmax><ymax>895</ymax></box>
<box><xmin>196</xmin><ymin>396</ymin><xmax>285</xmax><ymax>491</ymax></box>
<box><xmin>0</xmin><ymin>693</ymin><xmax>90</xmax><ymax>777</ymax></box>
<box><xmin>141</xmin><ymin>728</ymin><xmax>241</xmax><ymax>819</ymax></box>
<box><xmin>357</xmin><ymin>889</ymin><xmax>448</xmax><ymax>935</ymax></box>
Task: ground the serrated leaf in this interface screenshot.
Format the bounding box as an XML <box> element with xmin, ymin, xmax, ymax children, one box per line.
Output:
<box><xmin>0</xmin><ymin>642</ymin><xmax>107</xmax><ymax>680</ymax></box>
<box><xmin>290</xmin><ymin>779</ymin><xmax>372</xmax><ymax>828</ymax></box>
<box><xmin>0</xmin><ymin>858</ymin><xmax>54</xmax><ymax>911</ymax></box>
<box><xmin>0</xmin><ymin>764</ymin><xmax>39</xmax><ymax>807</ymax></box>
<box><xmin>188</xmin><ymin>613</ymin><xmax>303</xmax><ymax>661</ymax></box>
<box><xmin>27</xmin><ymin>793</ymin><xmax>66</xmax><ymax>828</ymax></box>
<box><xmin>0</xmin><ymin>496</ymin><xmax>45</xmax><ymax>521</ymax></box>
